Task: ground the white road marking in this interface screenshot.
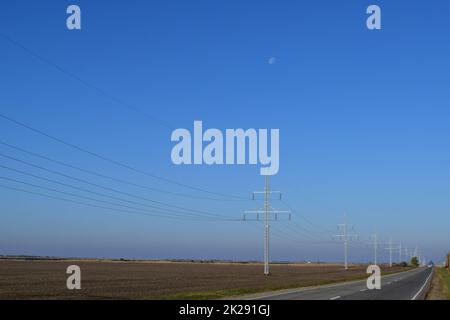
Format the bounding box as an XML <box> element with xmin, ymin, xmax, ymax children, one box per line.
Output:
<box><xmin>360</xmin><ymin>289</ymin><xmax>367</xmax><ymax>292</ymax></box>
<box><xmin>330</xmin><ymin>296</ymin><xmax>341</xmax><ymax>300</ymax></box>
<box><xmin>245</xmin><ymin>268</ymin><xmax>419</xmax><ymax>300</ymax></box>
<box><xmin>411</xmin><ymin>269</ymin><xmax>433</xmax><ymax>300</ymax></box>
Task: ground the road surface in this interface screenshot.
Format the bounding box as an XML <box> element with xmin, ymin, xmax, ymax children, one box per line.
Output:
<box><xmin>247</xmin><ymin>267</ymin><xmax>433</xmax><ymax>300</ymax></box>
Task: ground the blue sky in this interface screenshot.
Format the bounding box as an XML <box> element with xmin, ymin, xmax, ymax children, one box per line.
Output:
<box><xmin>0</xmin><ymin>0</ymin><xmax>449</xmax><ymax>264</ymax></box>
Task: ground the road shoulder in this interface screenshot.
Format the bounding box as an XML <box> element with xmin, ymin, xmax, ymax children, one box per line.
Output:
<box><xmin>226</xmin><ymin>268</ymin><xmax>419</xmax><ymax>300</ymax></box>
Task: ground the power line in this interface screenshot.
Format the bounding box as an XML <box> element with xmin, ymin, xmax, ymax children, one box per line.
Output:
<box><xmin>277</xmin><ymin>201</ymin><xmax>343</xmax><ymax>245</ymax></box>
<box><xmin>0</xmin><ymin>112</ymin><xmax>246</xmax><ymax>200</ymax></box>
<box><xmin>281</xmin><ymin>221</ymin><xmax>331</xmax><ymax>242</ymax></box>
<box><xmin>0</xmin><ymin>33</ymin><xmax>172</xmax><ymax>129</ymax></box>
<box><xmin>275</xmin><ymin>202</ymin><xmax>369</xmax><ymax>248</ymax></box>
<box><xmin>245</xmin><ymin>218</ymin><xmax>330</xmax><ymax>245</ymax></box>
<box><xmin>0</xmin><ymin>176</ymin><xmax>235</xmax><ymax>221</ymax></box>
<box><xmin>246</xmin><ymin>222</ymin><xmax>331</xmax><ymax>247</ymax></box>
<box><xmin>290</xmin><ymin>220</ymin><xmax>332</xmax><ymax>240</ymax></box>
<box><xmin>0</xmin><ymin>169</ymin><xmax>234</xmax><ymax>220</ymax></box>
<box><xmin>270</xmin><ymin>224</ymin><xmax>336</xmax><ymax>245</ymax></box>
<box><xmin>280</xmin><ymin>200</ymin><xmax>335</xmax><ymax>234</ymax></box>
<box><xmin>0</xmin><ymin>140</ymin><xmax>248</xmax><ymax>202</ymax></box>
<box><xmin>278</xmin><ymin>221</ymin><xmax>326</xmax><ymax>242</ymax></box>
<box><xmin>0</xmin><ymin>153</ymin><xmax>235</xmax><ymax>219</ymax></box>
<box><xmin>274</xmin><ymin>202</ymin><xmax>368</xmax><ymax>251</ymax></box>
<box><xmin>0</xmin><ymin>184</ymin><xmax>227</xmax><ymax>222</ymax></box>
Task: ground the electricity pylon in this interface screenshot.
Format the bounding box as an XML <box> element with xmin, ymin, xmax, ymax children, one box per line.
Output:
<box><xmin>405</xmin><ymin>247</ymin><xmax>409</xmax><ymax>263</ymax></box>
<box><xmin>385</xmin><ymin>236</ymin><xmax>394</xmax><ymax>267</ymax></box>
<box><xmin>334</xmin><ymin>213</ymin><xmax>358</xmax><ymax>270</ymax></box>
<box><xmin>244</xmin><ymin>176</ymin><xmax>291</xmax><ymax>276</ymax></box>
<box><xmin>368</xmin><ymin>230</ymin><xmax>379</xmax><ymax>265</ymax></box>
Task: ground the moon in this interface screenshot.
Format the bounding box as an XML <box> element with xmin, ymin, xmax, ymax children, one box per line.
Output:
<box><xmin>268</xmin><ymin>57</ymin><xmax>277</xmax><ymax>65</ymax></box>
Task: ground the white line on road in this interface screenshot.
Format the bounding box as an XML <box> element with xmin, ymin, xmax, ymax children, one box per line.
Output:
<box><xmin>360</xmin><ymin>289</ymin><xmax>367</xmax><ymax>292</ymax></box>
<box><xmin>330</xmin><ymin>296</ymin><xmax>341</xmax><ymax>300</ymax></box>
<box><xmin>244</xmin><ymin>268</ymin><xmax>419</xmax><ymax>300</ymax></box>
<box><xmin>411</xmin><ymin>269</ymin><xmax>433</xmax><ymax>300</ymax></box>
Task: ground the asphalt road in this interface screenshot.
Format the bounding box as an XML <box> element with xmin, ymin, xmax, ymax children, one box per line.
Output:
<box><xmin>249</xmin><ymin>267</ymin><xmax>433</xmax><ymax>300</ymax></box>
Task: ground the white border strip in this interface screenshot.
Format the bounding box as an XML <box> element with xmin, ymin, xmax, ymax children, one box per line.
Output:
<box><xmin>411</xmin><ymin>268</ymin><xmax>433</xmax><ymax>300</ymax></box>
<box><xmin>244</xmin><ymin>268</ymin><xmax>419</xmax><ymax>300</ymax></box>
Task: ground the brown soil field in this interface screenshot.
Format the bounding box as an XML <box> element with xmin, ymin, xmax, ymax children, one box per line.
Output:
<box><xmin>0</xmin><ymin>259</ymin><xmax>408</xmax><ymax>300</ymax></box>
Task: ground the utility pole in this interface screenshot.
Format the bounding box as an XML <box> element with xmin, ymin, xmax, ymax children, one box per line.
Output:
<box><xmin>405</xmin><ymin>247</ymin><xmax>409</xmax><ymax>264</ymax></box>
<box><xmin>244</xmin><ymin>176</ymin><xmax>290</xmax><ymax>276</ymax></box>
<box><xmin>334</xmin><ymin>213</ymin><xmax>358</xmax><ymax>270</ymax></box>
<box><xmin>263</xmin><ymin>176</ymin><xmax>269</xmax><ymax>276</ymax></box>
<box><xmin>369</xmin><ymin>231</ymin><xmax>378</xmax><ymax>265</ymax></box>
<box><xmin>385</xmin><ymin>236</ymin><xmax>394</xmax><ymax>267</ymax></box>
<box><xmin>398</xmin><ymin>242</ymin><xmax>402</xmax><ymax>262</ymax></box>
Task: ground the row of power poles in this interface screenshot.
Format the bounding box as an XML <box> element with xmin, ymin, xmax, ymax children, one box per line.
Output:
<box><xmin>245</xmin><ymin>177</ymin><xmax>424</xmax><ymax>275</ymax></box>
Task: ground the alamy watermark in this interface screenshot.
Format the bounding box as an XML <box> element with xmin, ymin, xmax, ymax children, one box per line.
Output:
<box><xmin>366</xmin><ymin>265</ymin><xmax>381</xmax><ymax>290</ymax></box>
<box><xmin>66</xmin><ymin>265</ymin><xmax>81</xmax><ymax>290</ymax></box>
<box><xmin>64</xmin><ymin>4</ymin><xmax>380</xmax><ymax>31</ymax></box>
<box><xmin>66</xmin><ymin>5</ymin><xmax>81</xmax><ymax>30</ymax></box>
<box><xmin>171</xmin><ymin>121</ymin><xmax>280</xmax><ymax>176</ymax></box>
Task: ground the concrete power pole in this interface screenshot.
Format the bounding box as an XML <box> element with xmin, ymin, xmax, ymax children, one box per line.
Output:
<box><xmin>385</xmin><ymin>236</ymin><xmax>394</xmax><ymax>267</ymax></box>
<box><xmin>334</xmin><ymin>214</ymin><xmax>358</xmax><ymax>270</ymax></box>
<box><xmin>263</xmin><ymin>176</ymin><xmax>269</xmax><ymax>276</ymax></box>
<box><xmin>244</xmin><ymin>176</ymin><xmax>290</xmax><ymax>276</ymax></box>
<box><xmin>369</xmin><ymin>231</ymin><xmax>378</xmax><ymax>265</ymax></box>
<box><xmin>373</xmin><ymin>233</ymin><xmax>378</xmax><ymax>265</ymax></box>
<box><xmin>398</xmin><ymin>242</ymin><xmax>402</xmax><ymax>262</ymax></box>
<box><xmin>405</xmin><ymin>247</ymin><xmax>409</xmax><ymax>264</ymax></box>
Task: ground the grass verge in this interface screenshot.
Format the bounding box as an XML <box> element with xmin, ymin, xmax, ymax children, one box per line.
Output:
<box><xmin>436</xmin><ymin>268</ymin><xmax>450</xmax><ymax>299</ymax></box>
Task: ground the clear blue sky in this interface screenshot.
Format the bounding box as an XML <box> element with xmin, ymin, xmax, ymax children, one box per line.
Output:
<box><xmin>0</xmin><ymin>0</ymin><xmax>449</xmax><ymax>264</ymax></box>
